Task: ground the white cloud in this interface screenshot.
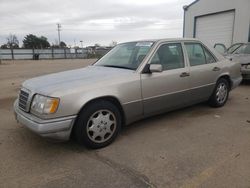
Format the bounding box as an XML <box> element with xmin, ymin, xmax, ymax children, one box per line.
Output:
<box><xmin>0</xmin><ymin>0</ymin><xmax>194</xmax><ymax>47</ymax></box>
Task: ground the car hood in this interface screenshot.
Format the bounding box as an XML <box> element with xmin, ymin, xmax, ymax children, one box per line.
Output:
<box><xmin>22</xmin><ymin>65</ymin><xmax>135</xmax><ymax>95</ymax></box>
<box><xmin>226</xmin><ymin>54</ymin><xmax>250</xmax><ymax>65</ymax></box>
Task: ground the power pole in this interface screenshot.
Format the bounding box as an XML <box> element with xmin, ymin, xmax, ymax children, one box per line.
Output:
<box><xmin>57</xmin><ymin>23</ymin><xmax>61</xmax><ymax>47</ymax></box>
<box><xmin>80</xmin><ymin>40</ymin><xmax>83</xmax><ymax>58</ymax></box>
<box><xmin>80</xmin><ymin>40</ymin><xmax>83</xmax><ymax>49</ymax></box>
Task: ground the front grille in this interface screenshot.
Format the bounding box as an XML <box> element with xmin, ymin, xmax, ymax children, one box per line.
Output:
<box><xmin>18</xmin><ymin>90</ymin><xmax>30</xmax><ymax>111</ymax></box>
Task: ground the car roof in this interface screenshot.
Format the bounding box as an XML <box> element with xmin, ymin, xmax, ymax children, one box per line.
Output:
<box><xmin>156</xmin><ymin>38</ymin><xmax>200</xmax><ymax>43</ymax></box>
<box><xmin>120</xmin><ymin>38</ymin><xmax>201</xmax><ymax>44</ymax></box>
<box><xmin>119</xmin><ymin>38</ymin><xmax>225</xmax><ymax>61</ymax></box>
<box><xmin>232</xmin><ymin>42</ymin><xmax>250</xmax><ymax>46</ymax></box>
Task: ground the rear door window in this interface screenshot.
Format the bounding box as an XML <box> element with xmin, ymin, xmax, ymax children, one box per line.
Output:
<box><xmin>203</xmin><ymin>47</ymin><xmax>216</xmax><ymax>63</ymax></box>
<box><xmin>185</xmin><ymin>43</ymin><xmax>206</xmax><ymax>66</ymax></box>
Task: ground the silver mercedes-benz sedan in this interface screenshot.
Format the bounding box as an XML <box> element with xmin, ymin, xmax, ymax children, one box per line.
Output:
<box><xmin>14</xmin><ymin>38</ymin><xmax>242</xmax><ymax>148</ymax></box>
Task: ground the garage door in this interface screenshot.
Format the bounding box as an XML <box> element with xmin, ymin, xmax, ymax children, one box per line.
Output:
<box><xmin>195</xmin><ymin>11</ymin><xmax>235</xmax><ymax>48</ymax></box>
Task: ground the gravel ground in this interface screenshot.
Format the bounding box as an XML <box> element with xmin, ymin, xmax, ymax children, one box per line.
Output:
<box><xmin>0</xmin><ymin>59</ymin><xmax>250</xmax><ymax>188</ymax></box>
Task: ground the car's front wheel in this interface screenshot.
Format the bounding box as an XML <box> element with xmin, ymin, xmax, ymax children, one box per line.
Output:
<box><xmin>209</xmin><ymin>78</ymin><xmax>230</xmax><ymax>107</ymax></box>
<box><xmin>74</xmin><ymin>100</ymin><xmax>121</xmax><ymax>149</ymax></box>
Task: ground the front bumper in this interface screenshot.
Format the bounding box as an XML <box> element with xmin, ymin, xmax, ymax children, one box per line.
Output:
<box><xmin>14</xmin><ymin>100</ymin><xmax>76</xmax><ymax>141</ymax></box>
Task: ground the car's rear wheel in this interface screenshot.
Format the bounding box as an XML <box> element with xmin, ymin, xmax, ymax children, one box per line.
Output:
<box><xmin>209</xmin><ymin>78</ymin><xmax>230</xmax><ymax>107</ymax></box>
<box><xmin>74</xmin><ymin>100</ymin><xmax>121</xmax><ymax>149</ymax></box>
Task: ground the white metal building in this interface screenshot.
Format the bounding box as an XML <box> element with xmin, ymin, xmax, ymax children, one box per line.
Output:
<box><xmin>183</xmin><ymin>0</ymin><xmax>250</xmax><ymax>47</ymax></box>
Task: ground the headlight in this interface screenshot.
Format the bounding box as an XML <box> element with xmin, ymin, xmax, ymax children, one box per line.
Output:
<box><xmin>31</xmin><ymin>94</ymin><xmax>59</xmax><ymax>114</ymax></box>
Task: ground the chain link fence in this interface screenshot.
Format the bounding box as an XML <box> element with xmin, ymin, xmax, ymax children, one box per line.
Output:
<box><xmin>0</xmin><ymin>48</ymin><xmax>110</xmax><ymax>60</ymax></box>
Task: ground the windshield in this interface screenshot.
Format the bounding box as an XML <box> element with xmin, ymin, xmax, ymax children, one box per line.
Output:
<box><xmin>227</xmin><ymin>44</ymin><xmax>242</xmax><ymax>54</ymax></box>
<box><xmin>94</xmin><ymin>41</ymin><xmax>154</xmax><ymax>70</ymax></box>
<box><xmin>233</xmin><ymin>44</ymin><xmax>250</xmax><ymax>54</ymax></box>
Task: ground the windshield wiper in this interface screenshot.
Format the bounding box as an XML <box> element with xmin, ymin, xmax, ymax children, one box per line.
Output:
<box><xmin>102</xmin><ymin>65</ymin><xmax>135</xmax><ymax>70</ymax></box>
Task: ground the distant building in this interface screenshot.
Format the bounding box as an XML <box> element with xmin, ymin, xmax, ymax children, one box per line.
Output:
<box><xmin>183</xmin><ymin>0</ymin><xmax>250</xmax><ymax>47</ymax></box>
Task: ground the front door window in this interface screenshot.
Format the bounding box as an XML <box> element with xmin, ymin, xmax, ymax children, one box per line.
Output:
<box><xmin>150</xmin><ymin>43</ymin><xmax>184</xmax><ymax>70</ymax></box>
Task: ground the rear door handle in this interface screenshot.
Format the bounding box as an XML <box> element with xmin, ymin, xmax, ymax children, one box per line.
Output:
<box><xmin>212</xmin><ymin>67</ymin><xmax>221</xmax><ymax>71</ymax></box>
<box><xmin>180</xmin><ymin>72</ymin><xmax>190</xmax><ymax>77</ymax></box>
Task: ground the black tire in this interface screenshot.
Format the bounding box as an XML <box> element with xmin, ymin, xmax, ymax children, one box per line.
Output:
<box><xmin>209</xmin><ymin>78</ymin><xmax>230</xmax><ymax>107</ymax></box>
<box><xmin>73</xmin><ymin>100</ymin><xmax>121</xmax><ymax>149</ymax></box>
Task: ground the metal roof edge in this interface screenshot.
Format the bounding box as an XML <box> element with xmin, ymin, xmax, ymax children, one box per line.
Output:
<box><xmin>183</xmin><ymin>0</ymin><xmax>200</xmax><ymax>11</ymax></box>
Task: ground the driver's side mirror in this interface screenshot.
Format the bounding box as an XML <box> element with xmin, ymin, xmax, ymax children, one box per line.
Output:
<box><xmin>142</xmin><ymin>64</ymin><xmax>163</xmax><ymax>73</ymax></box>
<box><xmin>149</xmin><ymin>64</ymin><xmax>163</xmax><ymax>73</ymax></box>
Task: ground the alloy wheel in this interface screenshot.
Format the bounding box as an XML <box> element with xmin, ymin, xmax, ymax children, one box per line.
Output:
<box><xmin>86</xmin><ymin>110</ymin><xmax>117</xmax><ymax>143</ymax></box>
<box><xmin>216</xmin><ymin>82</ymin><xmax>228</xmax><ymax>104</ymax></box>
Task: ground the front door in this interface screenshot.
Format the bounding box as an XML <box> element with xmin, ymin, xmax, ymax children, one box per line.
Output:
<box><xmin>141</xmin><ymin>42</ymin><xmax>190</xmax><ymax>116</ymax></box>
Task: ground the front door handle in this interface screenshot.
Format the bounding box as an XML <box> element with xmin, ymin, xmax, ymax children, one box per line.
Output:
<box><xmin>212</xmin><ymin>67</ymin><xmax>221</xmax><ymax>71</ymax></box>
<box><xmin>180</xmin><ymin>72</ymin><xmax>190</xmax><ymax>77</ymax></box>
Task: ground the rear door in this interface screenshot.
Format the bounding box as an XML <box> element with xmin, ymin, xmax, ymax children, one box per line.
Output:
<box><xmin>141</xmin><ymin>42</ymin><xmax>190</xmax><ymax>115</ymax></box>
<box><xmin>184</xmin><ymin>42</ymin><xmax>221</xmax><ymax>103</ymax></box>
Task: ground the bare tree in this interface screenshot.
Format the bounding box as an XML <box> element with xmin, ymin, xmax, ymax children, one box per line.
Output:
<box><xmin>7</xmin><ymin>34</ymin><xmax>19</xmax><ymax>48</ymax></box>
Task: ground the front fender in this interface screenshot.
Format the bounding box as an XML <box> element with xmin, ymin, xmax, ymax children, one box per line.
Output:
<box><xmin>55</xmin><ymin>76</ymin><xmax>143</xmax><ymax>124</ymax></box>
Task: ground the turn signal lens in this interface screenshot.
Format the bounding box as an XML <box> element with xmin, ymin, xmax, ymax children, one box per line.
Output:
<box><xmin>31</xmin><ymin>94</ymin><xmax>60</xmax><ymax>115</ymax></box>
<box><xmin>44</xmin><ymin>98</ymin><xmax>60</xmax><ymax>114</ymax></box>
<box><xmin>50</xmin><ymin>98</ymin><xmax>59</xmax><ymax>113</ymax></box>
